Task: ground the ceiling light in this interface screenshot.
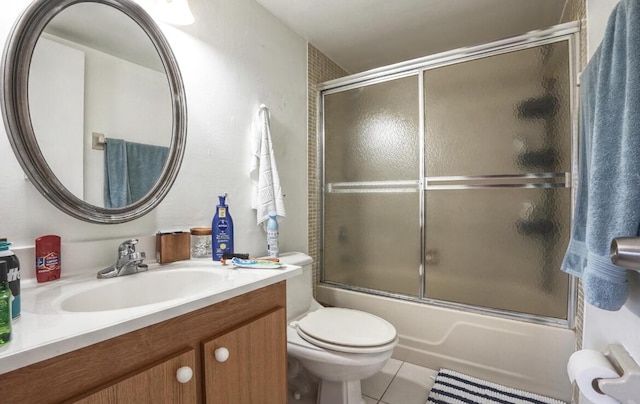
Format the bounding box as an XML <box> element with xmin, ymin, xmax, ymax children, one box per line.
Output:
<box><xmin>153</xmin><ymin>0</ymin><xmax>195</xmax><ymax>26</ymax></box>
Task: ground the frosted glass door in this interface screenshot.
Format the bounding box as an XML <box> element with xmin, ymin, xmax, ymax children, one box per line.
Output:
<box><xmin>323</xmin><ymin>75</ymin><xmax>421</xmax><ymax>296</ymax></box>
<box><xmin>423</xmin><ymin>41</ymin><xmax>572</xmax><ymax>319</ymax></box>
<box><xmin>424</xmin><ymin>189</ymin><xmax>570</xmax><ymax>318</ymax></box>
<box><xmin>324</xmin><ymin>193</ymin><xmax>421</xmax><ymax>296</ymax></box>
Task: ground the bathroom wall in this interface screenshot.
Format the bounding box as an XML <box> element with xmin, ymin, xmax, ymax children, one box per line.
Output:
<box><xmin>28</xmin><ymin>37</ymin><xmax>85</xmax><ymax>199</ymax></box>
<box><xmin>0</xmin><ymin>0</ymin><xmax>308</xmax><ymax>272</ymax></box>
<box><xmin>581</xmin><ymin>0</ymin><xmax>640</xmax><ymax>403</ymax></box>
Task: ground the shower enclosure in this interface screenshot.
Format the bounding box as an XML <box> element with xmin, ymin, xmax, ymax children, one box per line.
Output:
<box><xmin>320</xmin><ymin>23</ymin><xmax>578</xmax><ymax>326</ymax></box>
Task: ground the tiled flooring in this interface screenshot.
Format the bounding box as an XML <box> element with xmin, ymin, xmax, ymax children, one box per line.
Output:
<box><xmin>361</xmin><ymin>359</ymin><xmax>439</xmax><ymax>404</ymax></box>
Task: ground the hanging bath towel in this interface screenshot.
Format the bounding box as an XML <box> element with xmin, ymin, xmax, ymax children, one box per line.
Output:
<box><xmin>561</xmin><ymin>0</ymin><xmax>640</xmax><ymax>311</ymax></box>
<box><xmin>104</xmin><ymin>138</ymin><xmax>129</xmax><ymax>208</ymax></box>
<box><xmin>125</xmin><ymin>141</ymin><xmax>169</xmax><ymax>203</ymax></box>
<box><xmin>250</xmin><ymin>104</ymin><xmax>286</xmax><ymax>226</ymax></box>
<box><xmin>104</xmin><ymin>139</ymin><xmax>168</xmax><ymax>208</ymax></box>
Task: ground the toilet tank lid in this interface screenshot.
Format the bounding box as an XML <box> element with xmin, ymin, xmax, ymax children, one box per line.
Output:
<box><xmin>278</xmin><ymin>252</ymin><xmax>313</xmax><ymax>266</ymax></box>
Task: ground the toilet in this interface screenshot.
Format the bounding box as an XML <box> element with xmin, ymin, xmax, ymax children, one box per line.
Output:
<box><xmin>280</xmin><ymin>252</ymin><xmax>398</xmax><ymax>404</ymax></box>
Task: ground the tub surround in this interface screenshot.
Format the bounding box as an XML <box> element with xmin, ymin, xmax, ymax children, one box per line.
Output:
<box><xmin>0</xmin><ymin>249</ymin><xmax>301</xmax><ymax>375</ymax></box>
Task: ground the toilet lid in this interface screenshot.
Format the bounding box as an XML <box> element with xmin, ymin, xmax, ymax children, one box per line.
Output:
<box><xmin>296</xmin><ymin>308</ymin><xmax>397</xmax><ymax>352</ymax></box>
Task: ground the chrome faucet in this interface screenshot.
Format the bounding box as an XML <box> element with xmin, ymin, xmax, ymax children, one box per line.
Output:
<box><xmin>97</xmin><ymin>239</ymin><xmax>148</xmax><ymax>279</ymax></box>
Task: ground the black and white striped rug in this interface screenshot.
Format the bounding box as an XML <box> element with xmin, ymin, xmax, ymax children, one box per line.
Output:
<box><xmin>426</xmin><ymin>369</ymin><xmax>566</xmax><ymax>404</ymax></box>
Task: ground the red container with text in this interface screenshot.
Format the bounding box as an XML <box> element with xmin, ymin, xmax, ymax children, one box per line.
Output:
<box><xmin>35</xmin><ymin>235</ymin><xmax>61</xmax><ymax>283</ymax></box>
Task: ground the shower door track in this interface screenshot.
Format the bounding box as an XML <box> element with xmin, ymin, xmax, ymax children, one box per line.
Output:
<box><xmin>320</xmin><ymin>279</ymin><xmax>571</xmax><ymax>327</ymax></box>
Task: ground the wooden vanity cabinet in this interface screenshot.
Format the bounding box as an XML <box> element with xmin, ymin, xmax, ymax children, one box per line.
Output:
<box><xmin>73</xmin><ymin>349</ymin><xmax>198</xmax><ymax>404</ymax></box>
<box><xmin>0</xmin><ymin>282</ymin><xmax>287</xmax><ymax>404</ymax></box>
<box><xmin>203</xmin><ymin>307</ymin><xmax>286</xmax><ymax>403</ymax></box>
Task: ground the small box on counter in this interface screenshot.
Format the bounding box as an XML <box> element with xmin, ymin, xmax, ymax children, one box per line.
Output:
<box><xmin>156</xmin><ymin>231</ymin><xmax>190</xmax><ymax>264</ymax></box>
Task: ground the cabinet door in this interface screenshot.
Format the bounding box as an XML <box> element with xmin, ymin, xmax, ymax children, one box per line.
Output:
<box><xmin>203</xmin><ymin>307</ymin><xmax>286</xmax><ymax>404</ymax></box>
<box><xmin>73</xmin><ymin>349</ymin><xmax>197</xmax><ymax>404</ymax></box>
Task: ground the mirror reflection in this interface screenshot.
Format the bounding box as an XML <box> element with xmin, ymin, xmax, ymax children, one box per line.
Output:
<box><xmin>28</xmin><ymin>2</ymin><xmax>172</xmax><ymax>208</ymax></box>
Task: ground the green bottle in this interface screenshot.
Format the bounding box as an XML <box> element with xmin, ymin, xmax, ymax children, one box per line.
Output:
<box><xmin>0</xmin><ymin>261</ymin><xmax>12</xmax><ymax>345</ymax></box>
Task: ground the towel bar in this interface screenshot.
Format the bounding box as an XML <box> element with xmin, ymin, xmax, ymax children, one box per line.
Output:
<box><xmin>610</xmin><ymin>237</ymin><xmax>640</xmax><ymax>271</ymax></box>
<box><xmin>92</xmin><ymin>132</ymin><xmax>106</xmax><ymax>150</ymax></box>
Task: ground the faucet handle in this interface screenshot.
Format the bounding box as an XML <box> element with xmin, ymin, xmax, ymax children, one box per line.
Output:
<box><xmin>128</xmin><ymin>251</ymin><xmax>146</xmax><ymax>262</ymax></box>
<box><xmin>118</xmin><ymin>239</ymin><xmax>139</xmax><ymax>256</ymax></box>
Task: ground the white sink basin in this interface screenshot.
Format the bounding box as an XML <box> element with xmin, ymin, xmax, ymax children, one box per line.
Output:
<box><xmin>59</xmin><ymin>269</ymin><xmax>223</xmax><ymax>312</ymax></box>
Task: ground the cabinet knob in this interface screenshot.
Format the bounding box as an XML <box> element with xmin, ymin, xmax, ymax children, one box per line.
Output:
<box><xmin>176</xmin><ymin>366</ymin><xmax>193</xmax><ymax>383</ymax></box>
<box><xmin>215</xmin><ymin>347</ymin><xmax>230</xmax><ymax>362</ymax></box>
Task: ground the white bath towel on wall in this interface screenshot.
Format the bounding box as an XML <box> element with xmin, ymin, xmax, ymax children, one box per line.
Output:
<box><xmin>250</xmin><ymin>104</ymin><xmax>286</xmax><ymax>226</ymax></box>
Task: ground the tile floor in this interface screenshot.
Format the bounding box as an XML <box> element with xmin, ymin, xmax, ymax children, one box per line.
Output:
<box><xmin>361</xmin><ymin>359</ymin><xmax>439</xmax><ymax>404</ymax></box>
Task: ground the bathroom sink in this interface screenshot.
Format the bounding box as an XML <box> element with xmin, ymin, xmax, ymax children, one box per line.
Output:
<box><xmin>59</xmin><ymin>269</ymin><xmax>223</xmax><ymax>312</ymax></box>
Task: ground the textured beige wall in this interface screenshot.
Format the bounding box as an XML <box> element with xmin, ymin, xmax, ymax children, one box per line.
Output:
<box><xmin>307</xmin><ymin>45</ymin><xmax>347</xmax><ymax>292</ymax></box>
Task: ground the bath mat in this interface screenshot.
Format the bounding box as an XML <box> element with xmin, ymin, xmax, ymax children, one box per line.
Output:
<box><xmin>426</xmin><ymin>369</ymin><xmax>566</xmax><ymax>404</ymax></box>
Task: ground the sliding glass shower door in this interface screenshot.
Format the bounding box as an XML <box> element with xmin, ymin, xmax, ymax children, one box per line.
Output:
<box><xmin>423</xmin><ymin>42</ymin><xmax>572</xmax><ymax>319</ymax></box>
<box><xmin>323</xmin><ymin>76</ymin><xmax>421</xmax><ymax>296</ymax></box>
<box><xmin>321</xmin><ymin>29</ymin><xmax>577</xmax><ymax>324</ymax></box>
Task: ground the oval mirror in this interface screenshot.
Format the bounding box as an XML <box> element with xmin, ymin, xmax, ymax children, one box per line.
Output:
<box><xmin>0</xmin><ymin>0</ymin><xmax>187</xmax><ymax>224</ymax></box>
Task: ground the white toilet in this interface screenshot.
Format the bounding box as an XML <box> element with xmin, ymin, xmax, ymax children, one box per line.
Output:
<box><xmin>280</xmin><ymin>252</ymin><xmax>398</xmax><ymax>404</ymax></box>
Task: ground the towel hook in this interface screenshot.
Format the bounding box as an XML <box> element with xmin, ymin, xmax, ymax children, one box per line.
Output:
<box><xmin>258</xmin><ymin>104</ymin><xmax>270</xmax><ymax>118</ymax></box>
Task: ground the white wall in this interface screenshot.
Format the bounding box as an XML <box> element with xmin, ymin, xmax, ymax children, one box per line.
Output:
<box><xmin>29</xmin><ymin>37</ymin><xmax>85</xmax><ymax>199</ymax></box>
<box><xmin>0</xmin><ymin>0</ymin><xmax>308</xmax><ymax>274</ymax></box>
<box><xmin>586</xmin><ymin>0</ymin><xmax>620</xmax><ymax>59</ymax></box>
<box><xmin>582</xmin><ymin>1</ymin><xmax>640</xmax><ymax>403</ymax></box>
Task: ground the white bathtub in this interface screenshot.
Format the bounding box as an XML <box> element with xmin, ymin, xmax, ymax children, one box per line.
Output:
<box><xmin>316</xmin><ymin>285</ymin><xmax>575</xmax><ymax>402</ymax></box>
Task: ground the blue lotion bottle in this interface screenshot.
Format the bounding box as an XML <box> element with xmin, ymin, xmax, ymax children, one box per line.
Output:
<box><xmin>212</xmin><ymin>194</ymin><xmax>234</xmax><ymax>261</ymax></box>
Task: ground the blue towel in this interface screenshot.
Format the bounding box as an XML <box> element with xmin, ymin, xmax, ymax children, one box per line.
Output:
<box><xmin>561</xmin><ymin>0</ymin><xmax>640</xmax><ymax>311</ymax></box>
<box><xmin>125</xmin><ymin>141</ymin><xmax>169</xmax><ymax>203</ymax></box>
<box><xmin>104</xmin><ymin>139</ymin><xmax>169</xmax><ymax>208</ymax></box>
<box><xmin>104</xmin><ymin>138</ymin><xmax>129</xmax><ymax>208</ymax></box>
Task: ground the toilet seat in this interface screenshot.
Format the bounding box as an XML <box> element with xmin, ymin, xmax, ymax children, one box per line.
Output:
<box><xmin>295</xmin><ymin>308</ymin><xmax>397</xmax><ymax>354</ymax></box>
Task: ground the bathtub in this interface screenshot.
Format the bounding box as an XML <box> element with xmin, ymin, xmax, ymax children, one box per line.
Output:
<box><xmin>316</xmin><ymin>285</ymin><xmax>575</xmax><ymax>402</ymax></box>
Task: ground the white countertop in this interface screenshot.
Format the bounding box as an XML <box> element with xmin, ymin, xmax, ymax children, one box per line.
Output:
<box><xmin>0</xmin><ymin>259</ymin><xmax>301</xmax><ymax>375</ymax></box>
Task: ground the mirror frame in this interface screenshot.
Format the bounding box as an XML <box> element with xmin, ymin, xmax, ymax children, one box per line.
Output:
<box><xmin>0</xmin><ymin>0</ymin><xmax>187</xmax><ymax>224</ymax></box>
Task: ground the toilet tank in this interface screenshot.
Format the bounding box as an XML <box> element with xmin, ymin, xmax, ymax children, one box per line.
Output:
<box><xmin>279</xmin><ymin>252</ymin><xmax>314</xmax><ymax>321</ymax></box>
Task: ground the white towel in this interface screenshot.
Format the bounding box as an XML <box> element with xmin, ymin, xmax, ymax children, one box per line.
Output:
<box><xmin>250</xmin><ymin>104</ymin><xmax>286</xmax><ymax>226</ymax></box>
